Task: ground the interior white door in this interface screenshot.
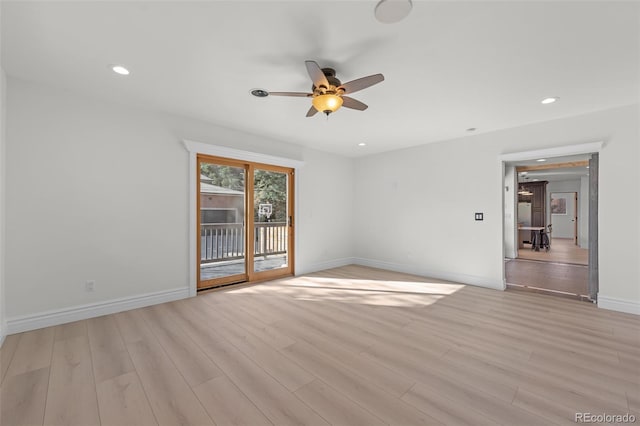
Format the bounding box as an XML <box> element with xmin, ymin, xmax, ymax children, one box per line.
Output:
<box><xmin>550</xmin><ymin>192</ymin><xmax>576</xmax><ymax>239</ymax></box>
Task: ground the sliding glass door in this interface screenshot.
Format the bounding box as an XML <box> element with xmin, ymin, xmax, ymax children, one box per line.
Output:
<box><xmin>252</xmin><ymin>167</ymin><xmax>291</xmax><ymax>278</ymax></box>
<box><xmin>197</xmin><ymin>155</ymin><xmax>293</xmax><ymax>290</ymax></box>
<box><xmin>198</xmin><ymin>159</ymin><xmax>248</xmax><ymax>289</ymax></box>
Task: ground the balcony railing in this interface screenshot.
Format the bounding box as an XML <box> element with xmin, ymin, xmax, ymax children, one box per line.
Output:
<box><xmin>200</xmin><ymin>222</ymin><xmax>287</xmax><ymax>264</ymax></box>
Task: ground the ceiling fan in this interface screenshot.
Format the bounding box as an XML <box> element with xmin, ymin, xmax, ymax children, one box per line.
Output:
<box><xmin>265</xmin><ymin>60</ymin><xmax>384</xmax><ymax>117</ymax></box>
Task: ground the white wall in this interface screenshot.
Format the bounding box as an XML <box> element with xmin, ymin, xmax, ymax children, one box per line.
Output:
<box><xmin>579</xmin><ymin>176</ymin><xmax>589</xmax><ymax>248</ymax></box>
<box><xmin>5</xmin><ymin>78</ymin><xmax>353</xmax><ymax>325</ymax></box>
<box><xmin>544</xmin><ymin>178</ymin><xmax>589</xmax><ymax>248</ymax></box>
<box><xmin>503</xmin><ymin>165</ymin><xmax>517</xmax><ymax>259</ymax></box>
<box><xmin>598</xmin><ymin>105</ymin><xmax>640</xmax><ymax>306</ymax></box>
<box><xmin>296</xmin><ymin>148</ymin><xmax>354</xmax><ymax>273</ymax></box>
<box><xmin>354</xmin><ymin>104</ymin><xmax>640</xmax><ymax>308</ymax></box>
<box><xmin>354</xmin><ymin>136</ymin><xmax>504</xmax><ymax>289</ymax></box>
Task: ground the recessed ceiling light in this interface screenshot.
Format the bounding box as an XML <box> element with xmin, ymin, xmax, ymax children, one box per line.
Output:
<box><xmin>541</xmin><ymin>97</ymin><xmax>558</xmax><ymax>104</ymax></box>
<box><xmin>520</xmin><ymin>172</ymin><xmax>528</xmax><ymax>175</ymax></box>
<box><xmin>536</xmin><ymin>158</ymin><xmax>547</xmax><ymax>162</ymax></box>
<box><xmin>374</xmin><ymin>0</ymin><xmax>413</xmax><ymax>24</ymax></box>
<box><xmin>251</xmin><ymin>89</ymin><xmax>269</xmax><ymax>98</ymax></box>
<box><xmin>533</xmin><ymin>179</ymin><xmax>539</xmax><ymax>181</ymax></box>
<box><xmin>358</xmin><ymin>142</ymin><xmax>367</xmax><ymax>146</ymax></box>
<box><xmin>111</xmin><ymin>65</ymin><xmax>130</xmax><ymax>75</ymax></box>
<box><xmin>466</xmin><ymin>127</ymin><xmax>477</xmax><ymax>132</ymax></box>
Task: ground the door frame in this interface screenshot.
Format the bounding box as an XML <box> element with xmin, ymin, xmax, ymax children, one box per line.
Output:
<box><xmin>197</xmin><ymin>155</ymin><xmax>249</xmax><ymax>289</ymax></box>
<box><xmin>247</xmin><ymin>161</ymin><xmax>296</xmax><ymax>283</ymax></box>
<box><xmin>499</xmin><ymin>141</ymin><xmax>602</xmax><ymax>300</ymax></box>
<box><xmin>197</xmin><ymin>155</ymin><xmax>295</xmax><ymax>289</ymax></box>
<box><xmin>184</xmin><ymin>140</ymin><xmax>304</xmax><ymax>297</ymax></box>
<box><xmin>574</xmin><ymin>192</ymin><xmax>578</xmax><ymax>245</ymax></box>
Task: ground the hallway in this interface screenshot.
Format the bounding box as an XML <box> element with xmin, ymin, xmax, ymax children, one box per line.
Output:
<box><xmin>517</xmin><ymin>238</ymin><xmax>588</xmax><ymax>265</ymax></box>
<box><xmin>505</xmin><ymin>258</ymin><xmax>589</xmax><ymax>299</ymax></box>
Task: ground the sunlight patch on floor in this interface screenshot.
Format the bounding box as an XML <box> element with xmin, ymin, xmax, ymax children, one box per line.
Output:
<box><xmin>297</xmin><ymin>276</ymin><xmax>464</xmax><ymax>294</ymax></box>
<box><xmin>225</xmin><ymin>275</ymin><xmax>465</xmax><ymax>308</ymax></box>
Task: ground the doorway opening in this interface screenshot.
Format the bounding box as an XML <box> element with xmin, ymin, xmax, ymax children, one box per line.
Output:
<box><xmin>501</xmin><ymin>143</ymin><xmax>600</xmax><ymax>301</ymax></box>
<box><xmin>197</xmin><ymin>154</ymin><xmax>294</xmax><ymax>291</ymax></box>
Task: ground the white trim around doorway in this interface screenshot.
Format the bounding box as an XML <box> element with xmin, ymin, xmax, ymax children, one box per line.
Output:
<box><xmin>499</xmin><ymin>141</ymin><xmax>602</xmax><ymax>300</ymax></box>
<box><xmin>498</xmin><ymin>141</ymin><xmax>603</xmax><ymax>162</ymax></box>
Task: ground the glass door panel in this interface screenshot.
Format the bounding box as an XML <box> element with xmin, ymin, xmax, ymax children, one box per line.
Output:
<box><xmin>198</xmin><ymin>159</ymin><xmax>247</xmax><ymax>289</ymax></box>
<box><xmin>253</xmin><ymin>168</ymin><xmax>290</xmax><ymax>274</ymax></box>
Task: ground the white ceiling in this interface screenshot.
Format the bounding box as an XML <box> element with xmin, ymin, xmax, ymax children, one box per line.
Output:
<box><xmin>2</xmin><ymin>1</ymin><xmax>639</xmax><ymax>157</ymax></box>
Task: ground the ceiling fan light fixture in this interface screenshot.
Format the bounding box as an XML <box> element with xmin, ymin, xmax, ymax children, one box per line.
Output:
<box><xmin>375</xmin><ymin>0</ymin><xmax>413</xmax><ymax>24</ymax></box>
<box><xmin>264</xmin><ymin>61</ymin><xmax>383</xmax><ymax>117</ymax></box>
<box><xmin>518</xmin><ymin>184</ymin><xmax>533</xmax><ymax>196</ymax></box>
<box><xmin>312</xmin><ymin>94</ymin><xmax>343</xmax><ymax>115</ymax></box>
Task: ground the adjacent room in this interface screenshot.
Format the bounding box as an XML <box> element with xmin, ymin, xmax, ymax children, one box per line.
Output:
<box><xmin>504</xmin><ymin>154</ymin><xmax>593</xmax><ymax>299</ymax></box>
<box><xmin>1</xmin><ymin>1</ymin><xmax>639</xmax><ymax>425</ymax></box>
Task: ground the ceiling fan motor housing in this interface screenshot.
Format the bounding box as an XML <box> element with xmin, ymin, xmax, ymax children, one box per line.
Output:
<box><xmin>312</xmin><ymin>68</ymin><xmax>342</xmax><ymax>93</ymax></box>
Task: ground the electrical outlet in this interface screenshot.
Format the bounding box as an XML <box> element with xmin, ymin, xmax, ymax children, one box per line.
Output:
<box><xmin>85</xmin><ymin>280</ymin><xmax>95</xmax><ymax>292</ymax></box>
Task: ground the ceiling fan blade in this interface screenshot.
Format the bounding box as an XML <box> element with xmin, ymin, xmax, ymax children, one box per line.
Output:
<box><xmin>268</xmin><ymin>92</ymin><xmax>312</xmax><ymax>97</ymax></box>
<box><xmin>339</xmin><ymin>74</ymin><xmax>384</xmax><ymax>94</ymax></box>
<box><xmin>305</xmin><ymin>60</ymin><xmax>330</xmax><ymax>88</ymax></box>
<box><xmin>342</xmin><ymin>96</ymin><xmax>368</xmax><ymax>111</ymax></box>
<box><xmin>306</xmin><ymin>106</ymin><xmax>318</xmax><ymax>117</ymax></box>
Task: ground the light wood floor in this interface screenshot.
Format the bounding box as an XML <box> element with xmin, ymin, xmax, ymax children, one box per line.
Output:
<box><xmin>518</xmin><ymin>238</ymin><xmax>588</xmax><ymax>265</ymax></box>
<box><xmin>2</xmin><ymin>265</ymin><xmax>639</xmax><ymax>426</ymax></box>
<box><xmin>505</xmin><ymin>258</ymin><xmax>589</xmax><ymax>298</ymax></box>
